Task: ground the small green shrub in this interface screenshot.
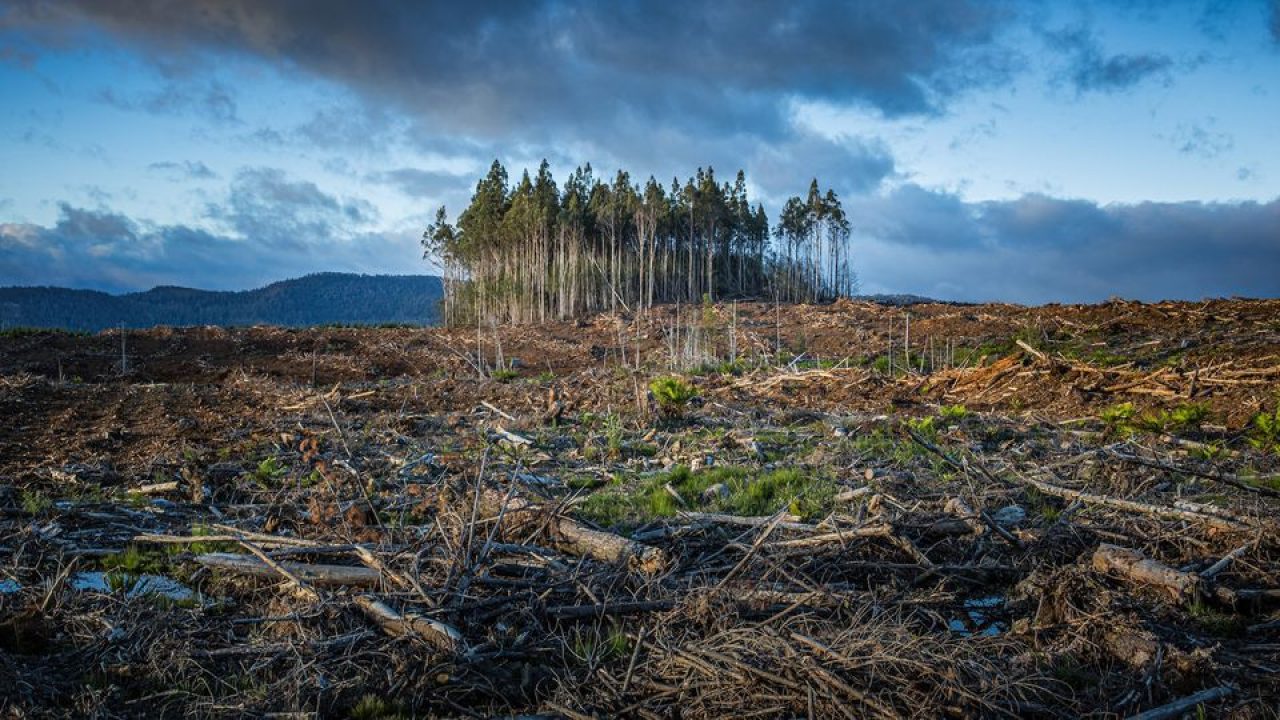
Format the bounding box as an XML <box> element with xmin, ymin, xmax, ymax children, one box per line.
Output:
<box><xmin>252</xmin><ymin>456</ymin><xmax>287</xmax><ymax>486</ymax></box>
<box><xmin>349</xmin><ymin>694</ymin><xmax>406</xmax><ymax>720</ymax></box>
<box><xmin>603</xmin><ymin>412</ymin><xmax>624</xmax><ymax>458</ymax></box>
<box><xmin>1250</xmin><ymin>405</ymin><xmax>1280</xmax><ymax>454</ymax></box>
<box><xmin>20</xmin><ymin>489</ymin><xmax>52</xmax><ymax>515</ymax></box>
<box><xmin>490</xmin><ymin>368</ymin><xmax>519</xmax><ymax>382</ymax></box>
<box><xmin>1100</xmin><ymin>402</ymin><xmax>1136</xmax><ymax>427</ymax></box>
<box><xmin>650</xmin><ymin>376</ymin><xmax>696</xmax><ymax>419</ymax></box>
<box><xmin>905</xmin><ymin>415</ymin><xmax>938</xmax><ymax>442</ymax></box>
<box><xmin>1136</xmin><ymin>402</ymin><xmax>1209</xmax><ymax>434</ymax></box>
<box><xmin>939</xmin><ymin>404</ymin><xmax>969</xmax><ymax>421</ymax></box>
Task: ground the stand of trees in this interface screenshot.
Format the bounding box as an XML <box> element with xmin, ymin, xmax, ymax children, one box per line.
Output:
<box><xmin>423</xmin><ymin>160</ymin><xmax>856</xmax><ymax>326</ymax></box>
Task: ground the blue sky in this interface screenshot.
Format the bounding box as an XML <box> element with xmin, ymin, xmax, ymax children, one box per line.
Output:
<box><xmin>1</xmin><ymin>0</ymin><xmax>1278</xmax><ymax>302</ymax></box>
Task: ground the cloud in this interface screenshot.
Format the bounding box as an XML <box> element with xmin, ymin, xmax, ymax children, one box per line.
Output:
<box><xmin>206</xmin><ymin>167</ymin><xmax>379</xmax><ymax>251</ymax></box>
<box><xmin>1270</xmin><ymin>0</ymin><xmax>1280</xmax><ymax>42</ymax></box>
<box><xmin>5</xmin><ymin>1</ymin><xmax>1020</xmax><ymax>140</ymax></box>
<box><xmin>97</xmin><ymin>78</ymin><xmax>239</xmax><ymax>123</ymax></box>
<box><xmin>0</xmin><ymin>167</ymin><xmax>416</xmax><ymax>292</ymax></box>
<box><xmin>1046</xmin><ymin>26</ymin><xmax>1173</xmax><ymax>94</ymax></box>
<box><xmin>851</xmin><ymin>186</ymin><xmax>1280</xmax><ymax>303</ymax></box>
<box><xmin>366</xmin><ymin>168</ymin><xmax>471</xmax><ymax>199</ymax></box>
<box><xmin>0</xmin><ymin>199</ymin><xmax>418</xmax><ymax>293</ymax></box>
<box><xmin>1171</xmin><ymin>122</ymin><xmax>1234</xmax><ymax>159</ymax></box>
<box><xmin>147</xmin><ymin>160</ymin><xmax>218</xmax><ymax>180</ymax></box>
<box><xmin>750</xmin><ymin>133</ymin><xmax>895</xmax><ymax>200</ymax></box>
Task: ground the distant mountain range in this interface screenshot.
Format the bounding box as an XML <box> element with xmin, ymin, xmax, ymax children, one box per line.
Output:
<box><xmin>0</xmin><ymin>273</ymin><xmax>444</xmax><ymax>332</ymax></box>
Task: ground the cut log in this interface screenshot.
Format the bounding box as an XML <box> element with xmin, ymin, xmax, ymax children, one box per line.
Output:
<box><xmin>1091</xmin><ymin>544</ymin><xmax>1200</xmax><ymax>602</ymax></box>
<box><xmin>194</xmin><ymin>552</ymin><xmax>382</xmax><ymax>587</ymax></box>
<box><xmin>353</xmin><ymin>595</ymin><xmax>464</xmax><ymax>653</ymax></box>
<box><xmin>477</xmin><ymin>488</ymin><xmax>667</xmax><ymax>574</ymax></box>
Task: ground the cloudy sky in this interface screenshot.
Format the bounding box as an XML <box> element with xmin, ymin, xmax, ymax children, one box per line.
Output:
<box><xmin>1</xmin><ymin>0</ymin><xmax>1278</xmax><ymax>303</ymax></box>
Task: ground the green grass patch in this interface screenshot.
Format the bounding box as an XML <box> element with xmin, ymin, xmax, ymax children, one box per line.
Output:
<box><xmin>1188</xmin><ymin>598</ymin><xmax>1246</xmax><ymax>638</ymax></box>
<box><xmin>577</xmin><ymin>465</ymin><xmax>836</xmax><ymax>528</ymax></box>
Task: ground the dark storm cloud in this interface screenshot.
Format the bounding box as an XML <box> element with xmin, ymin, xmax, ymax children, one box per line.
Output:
<box><xmin>1046</xmin><ymin>27</ymin><xmax>1173</xmax><ymax>94</ymax></box>
<box><xmin>853</xmin><ymin>186</ymin><xmax>1280</xmax><ymax>303</ymax></box>
<box><xmin>147</xmin><ymin>160</ymin><xmax>218</xmax><ymax>180</ymax></box>
<box><xmin>3</xmin><ymin>0</ymin><xmax>1020</xmax><ymax>138</ymax></box>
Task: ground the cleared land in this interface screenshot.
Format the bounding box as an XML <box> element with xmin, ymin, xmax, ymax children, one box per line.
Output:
<box><xmin>2</xmin><ymin>298</ymin><xmax>1279</xmax><ymax>718</ymax></box>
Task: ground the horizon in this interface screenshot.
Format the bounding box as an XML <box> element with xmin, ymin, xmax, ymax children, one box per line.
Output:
<box><xmin>2</xmin><ymin>1</ymin><xmax>1279</xmax><ymax>304</ymax></box>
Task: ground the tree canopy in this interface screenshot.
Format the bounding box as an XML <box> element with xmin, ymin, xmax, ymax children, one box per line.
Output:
<box><xmin>424</xmin><ymin>160</ymin><xmax>855</xmax><ymax>325</ymax></box>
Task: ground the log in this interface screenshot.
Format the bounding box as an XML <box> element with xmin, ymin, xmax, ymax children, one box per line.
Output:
<box><xmin>1123</xmin><ymin>686</ymin><xmax>1233</xmax><ymax>720</ymax></box>
<box><xmin>764</xmin><ymin>524</ymin><xmax>895</xmax><ymax>550</ymax></box>
<box><xmin>477</xmin><ymin>488</ymin><xmax>667</xmax><ymax>574</ymax></box>
<box><xmin>353</xmin><ymin>595</ymin><xmax>464</xmax><ymax>653</ymax></box>
<box><xmin>678</xmin><ymin>511</ymin><xmax>809</xmax><ymax>530</ymax></box>
<box><xmin>1091</xmin><ymin>544</ymin><xmax>1200</xmax><ymax>602</ymax></box>
<box><xmin>1016</xmin><ymin>474</ymin><xmax>1250</xmax><ymax>532</ymax></box>
<box><xmin>543</xmin><ymin>600</ymin><xmax>675</xmax><ymax>619</ymax></box>
<box><xmin>194</xmin><ymin>553</ymin><xmax>382</xmax><ymax>587</ymax></box>
<box><xmin>927</xmin><ymin>497</ymin><xmax>982</xmax><ymax>537</ymax></box>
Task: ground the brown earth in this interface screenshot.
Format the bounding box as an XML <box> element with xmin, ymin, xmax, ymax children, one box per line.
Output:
<box><xmin>1</xmin><ymin>298</ymin><xmax>1278</xmax><ymax>718</ymax></box>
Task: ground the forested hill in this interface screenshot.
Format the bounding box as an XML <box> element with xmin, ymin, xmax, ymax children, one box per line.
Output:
<box><xmin>0</xmin><ymin>273</ymin><xmax>443</xmax><ymax>331</ymax></box>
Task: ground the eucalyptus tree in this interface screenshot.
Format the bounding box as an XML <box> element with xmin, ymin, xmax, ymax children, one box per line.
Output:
<box><xmin>422</xmin><ymin>161</ymin><xmax>858</xmax><ymax>325</ymax></box>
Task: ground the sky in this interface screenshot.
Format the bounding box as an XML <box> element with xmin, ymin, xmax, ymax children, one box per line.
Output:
<box><xmin>1</xmin><ymin>0</ymin><xmax>1278</xmax><ymax>303</ymax></box>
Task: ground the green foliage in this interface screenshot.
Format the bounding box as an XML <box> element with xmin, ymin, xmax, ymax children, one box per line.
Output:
<box><xmin>1100</xmin><ymin>402</ymin><xmax>1136</xmax><ymax>426</ymax></box>
<box><xmin>1187</xmin><ymin>598</ymin><xmax>1245</xmax><ymax>637</ymax></box>
<box><xmin>905</xmin><ymin>415</ymin><xmax>938</xmax><ymax>442</ymax></box>
<box><xmin>103</xmin><ymin>545</ymin><xmax>167</xmax><ymax>575</ymax></box>
<box><xmin>650</xmin><ymin>376</ymin><xmax>696</xmax><ymax>418</ymax></box>
<box><xmin>577</xmin><ymin>465</ymin><xmax>836</xmax><ymax>528</ymax></box>
<box><xmin>603</xmin><ymin>412</ymin><xmax>624</xmax><ymax>459</ymax></box>
<box><xmin>1103</xmin><ymin>402</ymin><xmax>1210</xmax><ymax>436</ymax></box>
<box><xmin>939</xmin><ymin>404</ymin><xmax>969</xmax><ymax>421</ymax></box>
<box><xmin>1249</xmin><ymin>404</ymin><xmax>1280</xmax><ymax>453</ymax></box>
<box><xmin>490</xmin><ymin>367</ymin><xmax>520</xmax><ymax>382</ymax></box>
<box><xmin>349</xmin><ymin>694</ymin><xmax>406</xmax><ymax>720</ymax></box>
<box><xmin>692</xmin><ymin>358</ymin><xmax>751</xmax><ymax>377</ymax></box>
<box><xmin>20</xmin><ymin>489</ymin><xmax>51</xmax><ymax>515</ymax></box>
<box><xmin>1136</xmin><ymin>403</ymin><xmax>1210</xmax><ymax>433</ymax></box>
<box><xmin>567</xmin><ymin>624</ymin><xmax>631</xmax><ymax>667</ymax></box>
<box><xmin>252</xmin><ymin>456</ymin><xmax>287</xmax><ymax>486</ymax></box>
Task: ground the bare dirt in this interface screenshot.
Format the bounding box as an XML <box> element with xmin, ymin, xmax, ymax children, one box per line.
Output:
<box><xmin>1</xmin><ymin>298</ymin><xmax>1278</xmax><ymax>718</ymax></box>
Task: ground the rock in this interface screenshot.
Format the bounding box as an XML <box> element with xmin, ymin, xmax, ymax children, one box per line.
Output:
<box><xmin>991</xmin><ymin>505</ymin><xmax>1026</xmax><ymax>526</ymax></box>
<box><xmin>701</xmin><ymin>483</ymin><xmax>730</xmax><ymax>502</ymax></box>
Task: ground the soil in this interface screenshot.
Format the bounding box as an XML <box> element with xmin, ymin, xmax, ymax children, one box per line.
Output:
<box><xmin>1</xmin><ymin>298</ymin><xmax>1278</xmax><ymax>718</ymax></box>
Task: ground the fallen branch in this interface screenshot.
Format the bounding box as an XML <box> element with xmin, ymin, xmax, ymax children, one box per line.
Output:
<box><xmin>1123</xmin><ymin>686</ymin><xmax>1233</xmax><ymax>720</ymax></box>
<box><xmin>1109</xmin><ymin>449</ymin><xmax>1280</xmax><ymax>499</ymax></box>
<box><xmin>353</xmin><ymin>595</ymin><xmax>465</xmax><ymax>653</ymax></box>
<box><xmin>194</xmin><ymin>552</ymin><xmax>382</xmax><ymax>587</ymax></box>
